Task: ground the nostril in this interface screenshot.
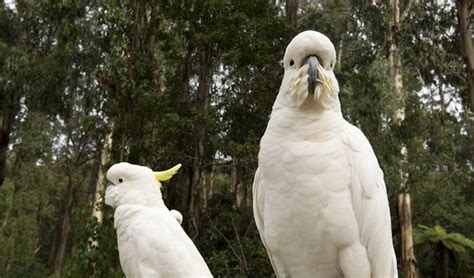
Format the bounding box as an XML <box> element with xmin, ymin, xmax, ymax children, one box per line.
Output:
<box><xmin>290</xmin><ymin>60</ymin><xmax>294</xmax><ymax>66</ymax></box>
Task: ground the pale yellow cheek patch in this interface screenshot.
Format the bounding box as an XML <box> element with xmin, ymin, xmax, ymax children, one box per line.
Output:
<box><xmin>291</xmin><ymin>77</ymin><xmax>302</xmax><ymax>91</ymax></box>
<box><xmin>316</xmin><ymin>65</ymin><xmax>336</xmax><ymax>96</ymax></box>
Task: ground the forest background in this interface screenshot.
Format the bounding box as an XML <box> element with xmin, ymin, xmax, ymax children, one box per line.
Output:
<box><xmin>0</xmin><ymin>0</ymin><xmax>473</xmax><ymax>277</ymax></box>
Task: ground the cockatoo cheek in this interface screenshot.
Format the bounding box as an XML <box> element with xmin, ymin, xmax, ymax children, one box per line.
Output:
<box><xmin>105</xmin><ymin>185</ymin><xmax>121</xmax><ymax>208</ymax></box>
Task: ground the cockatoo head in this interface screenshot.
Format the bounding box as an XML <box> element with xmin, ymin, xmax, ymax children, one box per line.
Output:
<box><xmin>280</xmin><ymin>30</ymin><xmax>339</xmax><ymax>109</ymax></box>
<box><xmin>104</xmin><ymin>162</ymin><xmax>181</xmax><ymax>208</ymax></box>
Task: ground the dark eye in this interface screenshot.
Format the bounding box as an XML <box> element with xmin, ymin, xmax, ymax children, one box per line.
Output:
<box><xmin>118</xmin><ymin>178</ymin><xmax>123</xmax><ymax>183</ymax></box>
<box><xmin>289</xmin><ymin>60</ymin><xmax>294</xmax><ymax>66</ymax></box>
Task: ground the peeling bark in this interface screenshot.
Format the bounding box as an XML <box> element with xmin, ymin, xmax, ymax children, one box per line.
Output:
<box><xmin>398</xmin><ymin>192</ymin><xmax>416</xmax><ymax>278</ymax></box>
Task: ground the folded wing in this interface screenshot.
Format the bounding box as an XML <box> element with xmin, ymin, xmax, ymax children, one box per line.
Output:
<box><xmin>343</xmin><ymin>125</ymin><xmax>398</xmax><ymax>278</ymax></box>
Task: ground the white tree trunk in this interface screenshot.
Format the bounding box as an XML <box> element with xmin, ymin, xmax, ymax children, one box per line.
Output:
<box><xmin>90</xmin><ymin>121</ymin><xmax>114</xmax><ymax>247</ymax></box>
<box><xmin>456</xmin><ymin>0</ymin><xmax>474</xmax><ymax>113</ymax></box>
<box><xmin>389</xmin><ymin>0</ymin><xmax>416</xmax><ymax>277</ymax></box>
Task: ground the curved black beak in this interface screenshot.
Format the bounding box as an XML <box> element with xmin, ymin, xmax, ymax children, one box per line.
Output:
<box><xmin>304</xmin><ymin>56</ymin><xmax>319</xmax><ymax>95</ymax></box>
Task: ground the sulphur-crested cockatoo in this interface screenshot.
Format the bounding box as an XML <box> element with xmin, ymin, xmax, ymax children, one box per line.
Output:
<box><xmin>253</xmin><ymin>30</ymin><xmax>398</xmax><ymax>278</ymax></box>
<box><xmin>105</xmin><ymin>162</ymin><xmax>212</xmax><ymax>278</ymax></box>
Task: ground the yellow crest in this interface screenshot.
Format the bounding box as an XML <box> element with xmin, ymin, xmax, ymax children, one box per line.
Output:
<box><xmin>154</xmin><ymin>163</ymin><xmax>182</xmax><ymax>182</ymax></box>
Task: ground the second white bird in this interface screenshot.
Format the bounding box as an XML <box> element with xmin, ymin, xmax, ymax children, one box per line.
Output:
<box><xmin>105</xmin><ymin>162</ymin><xmax>212</xmax><ymax>278</ymax></box>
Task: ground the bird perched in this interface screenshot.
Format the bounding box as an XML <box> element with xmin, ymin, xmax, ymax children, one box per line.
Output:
<box><xmin>253</xmin><ymin>31</ymin><xmax>398</xmax><ymax>278</ymax></box>
<box><xmin>105</xmin><ymin>162</ymin><xmax>212</xmax><ymax>278</ymax></box>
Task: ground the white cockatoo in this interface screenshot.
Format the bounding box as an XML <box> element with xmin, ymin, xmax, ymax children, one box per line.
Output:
<box><xmin>253</xmin><ymin>30</ymin><xmax>398</xmax><ymax>278</ymax></box>
<box><xmin>105</xmin><ymin>162</ymin><xmax>212</xmax><ymax>278</ymax></box>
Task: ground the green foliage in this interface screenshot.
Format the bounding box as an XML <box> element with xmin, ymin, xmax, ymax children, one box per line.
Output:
<box><xmin>196</xmin><ymin>192</ymin><xmax>274</xmax><ymax>277</ymax></box>
<box><xmin>64</xmin><ymin>206</ymin><xmax>123</xmax><ymax>278</ymax></box>
<box><xmin>414</xmin><ymin>224</ymin><xmax>474</xmax><ymax>276</ymax></box>
<box><xmin>415</xmin><ymin>225</ymin><xmax>474</xmax><ymax>254</ymax></box>
<box><xmin>0</xmin><ymin>0</ymin><xmax>472</xmax><ymax>277</ymax></box>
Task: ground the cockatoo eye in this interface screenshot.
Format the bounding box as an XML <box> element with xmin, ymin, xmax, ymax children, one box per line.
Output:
<box><xmin>118</xmin><ymin>178</ymin><xmax>123</xmax><ymax>183</ymax></box>
<box><xmin>289</xmin><ymin>60</ymin><xmax>295</xmax><ymax>66</ymax></box>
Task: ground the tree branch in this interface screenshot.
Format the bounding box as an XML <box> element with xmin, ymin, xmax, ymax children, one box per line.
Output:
<box><xmin>231</xmin><ymin>216</ymin><xmax>248</xmax><ymax>272</ymax></box>
<box><xmin>214</xmin><ymin>226</ymin><xmax>244</xmax><ymax>269</ymax></box>
<box><xmin>400</xmin><ymin>0</ymin><xmax>414</xmax><ymax>23</ymax></box>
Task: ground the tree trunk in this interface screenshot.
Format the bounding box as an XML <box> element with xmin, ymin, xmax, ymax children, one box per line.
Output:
<box><xmin>285</xmin><ymin>0</ymin><xmax>298</xmax><ymax>28</ymax></box>
<box><xmin>441</xmin><ymin>245</ymin><xmax>449</xmax><ymax>278</ymax></box>
<box><xmin>388</xmin><ymin>1</ymin><xmax>405</xmax><ymax>121</ymax></box>
<box><xmin>186</xmin><ymin>46</ymin><xmax>212</xmax><ymax>239</ymax></box>
<box><xmin>0</xmin><ymin>92</ymin><xmax>18</xmax><ymax>186</ymax></box>
<box><xmin>389</xmin><ymin>0</ymin><xmax>417</xmax><ymax>277</ymax></box>
<box><xmin>119</xmin><ymin>133</ymin><xmax>128</xmax><ymax>162</ymax></box>
<box><xmin>188</xmin><ymin>146</ymin><xmax>202</xmax><ymax>239</ymax></box>
<box><xmin>207</xmin><ymin>164</ymin><xmax>216</xmax><ymax>204</ymax></box>
<box><xmin>439</xmin><ymin>74</ymin><xmax>446</xmax><ymax>113</ymax></box>
<box><xmin>337</xmin><ymin>38</ymin><xmax>343</xmax><ymax>71</ymax></box>
<box><xmin>165</xmin><ymin>46</ymin><xmax>193</xmax><ymax>210</ymax></box>
<box><xmin>49</xmin><ymin>177</ymin><xmax>75</xmax><ymax>277</ymax></box>
<box><xmin>231</xmin><ymin>159</ymin><xmax>239</xmax><ymax>193</ymax></box>
<box><xmin>0</xmin><ymin>109</ymin><xmax>13</xmax><ymax>187</ymax></box>
<box><xmin>398</xmin><ymin>193</ymin><xmax>416</xmax><ymax>278</ymax></box>
<box><xmin>232</xmin><ymin>159</ymin><xmax>245</xmax><ymax>208</ymax></box>
<box><xmin>165</xmin><ymin>176</ymin><xmax>178</xmax><ymax>209</ymax></box>
<box><xmin>456</xmin><ymin>0</ymin><xmax>474</xmax><ymax>157</ymax></box>
<box><xmin>236</xmin><ymin>182</ymin><xmax>247</xmax><ymax>208</ymax></box>
<box><xmin>89</xmin><ymin>121</ymin><xmax>114</xmax><ymax>247</ymax></box>
<box><xmin>201</xmin><ymin>172</ymin><xmax>208</xmax><ymax>210</ymax></box>
<box><xmin>201</xmin><ymin>163</ymin><xmax>216</xmax><ymax>210</ymax></box>
<box><xmin>456</xmin><ymin>0</ymin><xmax>474</xmax><ymax>113</ymax></box>
<box><xmin>92</xmin><ymin>121</ymin><xmax>113</xmax><ymax>224</ymax></box>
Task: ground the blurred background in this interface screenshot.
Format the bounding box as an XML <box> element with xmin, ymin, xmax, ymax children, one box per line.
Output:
<box><xmin>0</xmin><ymin>0</ymin><xmax>473</xmax><ymax>277</ymax></box>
